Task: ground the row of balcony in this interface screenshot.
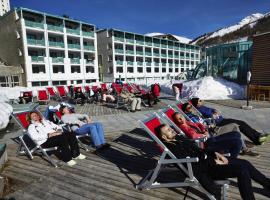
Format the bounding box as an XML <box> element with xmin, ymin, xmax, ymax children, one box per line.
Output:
<box><xmin>114</xmin><ymin>50</ymin><xmax>198</xmax><ymax>59</ymax></box>
<box><xmin>31</xmin><ymin>56</ymin><xmax>95</xmax><ymax>65</ymax></box>
<box><xmin>27</xmin><ymin>39</ymin><xmax>95</xmax><ymax>50</ymax></box>
<box><xmin>115</xmin><ymin>61</ymin><xmax>195</xmax><ymax>67</ymax></box>
<box><xmin>25</xmin><ymin>20</ymin><xmax>95</xmax><ymax>37</ymax></box>
<box><xmin>114</xmin><ymin>36</ymin><xmax>198</xmax><ymax>51</ymax></box>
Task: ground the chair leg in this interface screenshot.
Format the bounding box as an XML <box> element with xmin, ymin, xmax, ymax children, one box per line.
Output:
<box><xmin>77</xmin><ymin>137</ymin><xmax>90</xmax><ymax>151</ymax></box>
<box><xmin>19</xmin><ymin>137</ymin><xmax>34</xmax><ymax>159</ymax></box>
<box><xmin>39</xmin><ymin>148</ymin><xmax>58</xmax><ymax>167</ymax></box>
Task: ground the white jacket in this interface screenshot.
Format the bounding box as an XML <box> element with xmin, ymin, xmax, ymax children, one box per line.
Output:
<box><xmin>28</xmin><ymin>119</ymin><xmax>62</xmax><ymax>146</ymax></box>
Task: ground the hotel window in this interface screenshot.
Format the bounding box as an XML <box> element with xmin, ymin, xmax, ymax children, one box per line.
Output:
<box><xmin>32</xmin><ymin>81</ymin><xmax>48</xmax><ymax>87</ymax></box>
<box><xmin>154</xmin><ymin>68</ymin><xmax>159</xmax><ymax>73</ymax></box>
<box><xmin>32</xmin><ymin>65</ymin><xmax>46</xmax><ymax>73</ymax></box>
<box><xmin>146</xmin><ymin>67</ymin><xmax>151</xmax><ymax>73</ymax></box>
<box><xmin>162</xmin><ymin>68</ymin><xmax>166</xmax><ymax>73</ymax></box>
<box><xmin>71</xmin><ymin>66</ymin><xmax>81</xmax><ymax>73</ymax></box>
<box><xmin>116</xmin><ymin>67</ymin><xmax>123</xmax><ymax>73</ymax></box>
<box><xmin>86</xmin><ymin>66</ymin><xmax>95</xmax><ymax>73</ymax></box>
<box><xmin>52</xmin><ymin>80</ymin><xmax>67</xmax><ymax>86</ymax></box>
<box><xmin>0</xmin><ymin>76</ymin><xmax>8</xmax><ymax>87</ymax></box>
<box><xmin>53</xmin><ymin>65</ymin><xmax>64</xmax><ymax>73</ymax></box>
<box><xmin>137</xmin><ymin>67</ymin><xmax>143</xmax><ymax>73</ymax></box>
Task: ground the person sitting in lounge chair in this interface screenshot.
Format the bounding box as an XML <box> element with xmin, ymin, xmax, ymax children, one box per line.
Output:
<box><xmin>190</xmin><ymin>98</ymin><xmax>269</xmax><ymax>145</ymax></box>
<box><xmin>101</xmin><ymin>88</ymin><xmax>116</xmax><ymax>103</ymax></box>
<box><xmin>120</xmin><ymin>88</ymin><xmax>141</xmax><ymax>112</ymax></box>
<box><xmin>74</xmin><ymin>87</ymin><xmax>86</xmax><ymax>106</ymax></box>
<box><xmin>27</xmin><ymin>111</ymin><xmax>86</xmax><ymax>166</ymax></box>
<box><xmin>172</xmin><ymin>112</ymin><xmax>242</xmax><ymax>158</ymax></box>
<box><xmin>60</xmin><ymin>106</ymin><xmax>109</xmax><ymax>150</ymax></box>
<box><xmin>156</xmin><ymin>124</ymin><xmax>270</xmax><ymax>200</ymax></box>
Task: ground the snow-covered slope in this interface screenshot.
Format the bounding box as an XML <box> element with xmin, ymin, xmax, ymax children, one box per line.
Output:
<box><xmin>145</xmin><ymin>32</ymin><xmax>191</xmax><ymax>44</ymax></box>
<box><xmin>192</xmin><ymin>13</ymin><xmax>266</xmax><ymax>45</ymax></box>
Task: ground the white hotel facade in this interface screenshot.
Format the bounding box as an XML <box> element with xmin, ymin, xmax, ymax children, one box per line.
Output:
<box><xmin>0</xmin><ymin>8</ymin><xmax>98</xmax><ymax>87</ymax></box>
<box><xmin>97</xmin><ymin>29</ymin><xmax>200</xmax><ymax>83</ymax></box>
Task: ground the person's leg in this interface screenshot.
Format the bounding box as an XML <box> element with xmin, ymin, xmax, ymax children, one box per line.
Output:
<box><xmin>205</xmin><ymin>131</ymin><xmax>242</xmax><ymax>158</ymax></box>
<box><xmin>92</xmin><ymin>122</ymin><xmax>106</xmax><ymax>145</ymax></box>
<box><xmin>76</xmin><ymin>124</ymin><xmax>103</xmax><ymax>147</ymax></box>
<box><xmin>136</xmin><ymin>98</ymin><xmax>141</xmax><ymax>110</ymax></box>
<box><xmin>130</xmin><ymin>98</ymin><xmax>137</xmax><ymax>111</ymax></box>
<box><xmin>209</xmin><ymin>162</ymin><xmax>255</xmax><ymax>200</ymax></box>
<box><xmin>41</xmin><ymin>135</ymin><xmax>72</xmax><ymax>162</ymax></box>
<box><xmin>65</xmin><ymin>131</ymin><xmax>80</xmax><ymax>158</ymax></box>
<box><xmin>218</xmin><ymin>118</ymin><xmax>263</xmax><ymax>144</ymax></box>
<box><xmin>230</xmin><ymin>158</ymin><xmax>270</xmax><ymax>189</ymax></box>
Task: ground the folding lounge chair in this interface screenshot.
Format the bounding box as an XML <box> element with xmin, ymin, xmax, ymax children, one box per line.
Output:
<box><xmin>52</xmin><ymin>110</ymin><xmax>91</xmax><ymax>151</ymax></box>
<box><xmin>19</xmin><ymin>91</ymin><xmax>34</xmax><ymax>104</ymax></box>
<box><xmin>100</xmin><ymin>83</ymin><xmax>108</xmax><ymax>92</ymax></box>
<box><xmin>112</xmin><ymin>84</ymin><xmax>130</xmax><ymax>112</ymax></box>
<box><xmin>158</xmin><ymin>106</ymin><xmax>206</xmax><ymax>146</ymax></box>
<box><xmin>175</xmin><ymin>101</ymin><xmax>194</xmax><ymax>121</ymax></box>
<box><xmin>46</xmin><ymin>87</ymin><xmax>59</xmax><ymax>101</ymax></box>
<box><xmin>11</xmin><ymin>104</ymin><xmax>58</xmax><ymax>167</ymax></box>
<box><xmin>56</xmin><ymin>85</ymin><xmax>68</xmax><ymax>100</ymax></box>
<box><xmin>137</xmin><ymin>113</ymin><xmax>229</xmax><ymax>200</ymax></box>
<box><xmin>37</xmin><ymin>90</ymin><xmax>50</xmax><ymax>104</ymax></box>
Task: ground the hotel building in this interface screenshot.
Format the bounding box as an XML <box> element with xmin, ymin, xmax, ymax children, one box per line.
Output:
<box><xmin>0</xmin><ymin>8</ymin><xmax>98</xmax><ymax>87</ymax></box>
<box><xmin>97</xmin><ymin>29</ymin><xmax>200</xmax><ymax>83</ymax></box>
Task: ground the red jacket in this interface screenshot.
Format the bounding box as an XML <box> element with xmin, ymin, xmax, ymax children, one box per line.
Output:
<box><xmin>176</xmin><ymin>121</ymin><xmax>206</xmax><ymax>139</ymax></box>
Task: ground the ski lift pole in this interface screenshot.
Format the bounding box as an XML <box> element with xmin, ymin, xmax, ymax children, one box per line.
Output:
<box><xmin>246</xmin><ymin>71</ymin><xmax>251</xmax><ymax>107</ymax></box>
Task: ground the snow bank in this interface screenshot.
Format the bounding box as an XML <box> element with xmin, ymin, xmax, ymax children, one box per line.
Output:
<box><xmin>0</xmin><ymin>94</ymin><xmax>13</xmax><ymax>131</ymax></box>
<box><xmin>0</xmin><ymin>86</ymin><xmax>45</xmax><ymax>100</ymax></box>
<box><xmin>145</xmin><ymin>32</ymin><xmax>191</xmax><ymax>44</ymax></box>
<box><xmin>155</xmin><ymin>76</ymin><xmax>244</xmax><ymax>100</ymax></box>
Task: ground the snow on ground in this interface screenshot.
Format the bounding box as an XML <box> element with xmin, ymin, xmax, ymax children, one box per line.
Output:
<box><xmin>0</xmin><ymin>93</ymin><xmax>13</xmax><ymax>131</ymax></box>
<box><xmin>143</xmin><ymin>76</ymin><xmax>245</xmax><ymax>100</ymax></box>
<box><xmin>145</xmin><ymin>32</ymin><xmax>191</xmax><ymax>44</ymax></box>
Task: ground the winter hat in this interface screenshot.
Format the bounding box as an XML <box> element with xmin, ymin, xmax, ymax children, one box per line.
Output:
<box><xmin>181</xmin><ymin>103</ymin><xmax>190</xmax><ymax>112</ymax></box>
<box><xmin>191</xmin><ymin>98</ymin><xmax>200</xmax><ymax>108</ymax></box>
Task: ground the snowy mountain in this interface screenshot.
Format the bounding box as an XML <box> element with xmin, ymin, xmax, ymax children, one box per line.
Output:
<box><xmin>145</xmin><ymin>32</ymin><xmax>191</xmax><ymax>44</ymax></box>
<box><xmin>191</xmin><ymin>12</ymin><xmax>270</xmax><ymax>46</ymax></box>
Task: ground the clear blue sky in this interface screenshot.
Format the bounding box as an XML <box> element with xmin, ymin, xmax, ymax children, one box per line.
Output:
<box><xmin>12</xmin><ymin>0</ymin><xmax>270</xmax><ymax>39</ymax></box>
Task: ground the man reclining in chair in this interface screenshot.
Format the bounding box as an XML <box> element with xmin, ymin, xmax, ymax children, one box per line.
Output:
<box><xmin>181</xmin><ymin>103</ymin><xmax>260</xmax><ymax>157</ymax></box>
<box><xmin>190</xmin><ymin>98</ymin><xmax>269</xmax><ymax>146</ymax></box>
<box><xmin>27</xmin><ymin>111</ymin><xmax>86</xmax><ymax>166</ymax></box>
<box><xmin>120</xmin><ymin>88</ymin><xmax>142</xmax><ymax>112</ymax></box>
<box><xmin>60</xmin><ymin>105</ymin><xmax>110</xmax><ymax>150</ymax></box>
<box><xmin>172</xmin><ymin>112</ymin><xmax>242</xmax><ymax>158</ymax></box>
<box><xmin>156</xmin><ymin>124</ymin><xmax>270</xmax><ymax>200</ymax></box>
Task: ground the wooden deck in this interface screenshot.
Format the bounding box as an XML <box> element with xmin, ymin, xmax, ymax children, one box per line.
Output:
<box><xmin>1</xmin><ymin>128</ymin><xmax>270</xmax><ymax>200</ymax></box>
<box><xmin>1</xmin><ymin>100</ymin><xmax>270</xmax><ymax>200</ymax></box>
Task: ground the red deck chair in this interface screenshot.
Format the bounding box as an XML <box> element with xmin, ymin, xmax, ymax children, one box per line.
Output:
<box><xmin>11</xmin><ymin>104</ymin><xmax>58</xmax><ymax>167</ymax></box>
<box><xmin>137</xmin><ymin>113</ymin><xmax>229</xmax><ymax>199</ymax></box>
<box><xmin>100</xmin><ymin>83</ymin><xmax>108</xmax><ymax>92</ymax></box>
<box><xmin>111</xmin><ymin>84</ymin><xmax>130</xmax><ymax>111</ymax></box>
<box><xmin>19</xmin><ymin>91</ymin><xmax>34</xmax><ymax>104</ymax></box>
<box><xmin>188</xmin><ymin>100</ymin><xmax>204</xmax><ymax>118</ymax></box>
<box><xmin>158</xmin><ymin>106</ymin><xmax>206</xmax><ymax>146</ymax></box>
<box><xmin>91</xmin><ymin>85</ymin><xmax>100</xmax><ymax>93</ymax></box>
<box><xmin>46</xmin><ymin>87</ymin><xmax>58</xmax><ymax>100</ymax></box>
<box><xmin>37</xmin><ymin>90</ymin><xmax>50</xmax><ymax>104</ymax></box>
<box><xmin>175</xmin><ymin>102</ymin><xmax>193</xmax><ymax>121</ymax></box>
<box><xmin>123</xmin><ymin>83</ymin><xmax>134</xmax><ymax>93</ymax></box>
<box><xmin>52</xmin><ymin>110</ymin><xmax>90</xmax><ymax>151</ymax></box>
<box><xmin>56</xmin><ymin>85</ymin><xmax>68</xmax><ymax>99</ymax></box>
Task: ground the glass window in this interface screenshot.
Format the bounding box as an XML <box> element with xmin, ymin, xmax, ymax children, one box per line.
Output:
<box><xmin>162</xmin><ymin>68</ymin><xmax>166</xmax><ymax>73</ymax></box>
<box><xmin>116</xmin><ymin>67</ymin><xmax>123</xmax><ymax>73</ymax></box>
<box><xmin>0</xmin><ymin>76</ymin><xmax>8</xmax><ymax>87</ymax></box>
<box><xmin>86</xmin><ymin>66</ymin><xmax>95</xmax><ymax>73</ymax></box>
<box><xmin>53</xmin><ymin>65</ymin><xmax>64</xmax><ymax>73</ymax></box>
<box><xmin>154</xmin><ymin>68</ymin><xmax>159</xmax><ymax>73</ymax></box>
<box><xmin>137</xmin><ymin>67</ymin><xmax>143</xmax><ymax>73</ymax></box>
<box><xmin>146</xmin><ymin>67</ymin><xmax>151</xmax><ymax>73</ymax></box>
<box><xmin>71</xmin><ymin>66</ymin><xmax>81</xmax><ymax>73</ymax></box>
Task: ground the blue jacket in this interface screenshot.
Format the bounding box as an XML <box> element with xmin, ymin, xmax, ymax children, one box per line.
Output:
<box><xmin>197</xmin><ymin>106</ymin><xmax>224</xmax><ymax>124</ymax></box>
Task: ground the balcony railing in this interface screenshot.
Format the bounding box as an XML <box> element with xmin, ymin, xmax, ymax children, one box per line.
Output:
<box><xmin>47</xmin><ymin>24</ymin><xmax>63</xmax><ymax>32</ymax></box>
<box><xmin>66</xmin><ymin>28</ymin><xmax>80</xmax><ymax>35</ymax></box>
<box><xmin>85</xmin><ymin>59</ymin><xmax>94</xmax><ymax>65</ymax></box>
<box><xmin>127</xmin><ymin>61</ymin><xmax>134</xmax><ymax>66</ymax></box>
<box><xmin>145</xmin><ymin>42</ymin><xmax>152</xmax><ymax>46</ymax></box>
<box><xmin>70</xmin><ymin>58</ymin><xmax>81</xmax><ymax>64</ymax></box>
<box><xmin>116</xmin><ymin>60</ymin><xmax>123</xmax><ymax>65</ymax></box>
<box><xmin>146</xmin><ymin>62</ymin><xmax>151</xmax><ymax>66</ymax></box>
<box><xmin>114</xmin><ymin>36</ymin><xmax>124</xmax><ymax>42</ymax></box>
<box><xmin>169</xmin><ymin>63</ymin><xmax>173</xmax><ymax>67</ymax></box>
<box><xmin>161</xmin><ymin>54</ymin><xmax>167</xmax><ymax>58</ymax></box>
<box><xmin>153</xmin><ymin>53</ymin><xmax>160</xmax><ymax>57</ymax></box>
<box><xmin>82</xmin><ymin>31</ymin><xmax>94</xmax><ymax>37</ymax></box>
<box><xmin>52</xmin><ymin>57</ymin><xmax>64</xmax><ymax>63</ymax></box>
<box><xmin>25</xmin><ymin>20</ymin><xmax>44</xmax><ymax>29</ymax></box>
<box><xmin>136</xmin><ymin>51</ymin><xmax>143</xmax><ymax>55</ymax></box>
<box><xmin>154</xmin><ymin>43</ymin><xmax>160</xmax><ymax>47</ymax></box>
<box><xmin>68</xmin><ymin>44</ymin><xmax>81</xmax><ymax>49</ymax></box>
<box><xmin>49</xmin><ymin>41</ymin><xmax>64</xmax><ymax>48</ymax></box>
<box><xmin>27</xmin><ymin>39</ymin><xmax>45</xmax><ymax>46</ymax></box>
<box><xmin>137</xmin><ymin>61</ymin><xmax>143</xmax><ymax>66</ymax></box>
<box><xmin>145</xmin><ymin>52</ymin><xmax>152</xmax><ymax>56</ymax></box>
<box><xmin>168</xmin><ymin>46</ymin><xmax>174</xmax><ymax>50</ymax></box>
<box><xmin>136</xmin><ymin>40</ymin><xmax>144</xmax><ymax>45</ymax></box>
<box><xmin>31</xmin><ymin>56</ymin><xmax>44</xmax><ymax>62</ymax></box>
<box><xmin>84</xmin><ymin>46</ymin><xmax>95</xmax><ymax>51</ymax></box>
<box><xmin>168</xmin><ymin>54</ymin><xmax>174</xmax><ymax>58</ymax></box>
<box><xmin>126</xmin><ymin>50</ymin><xmax>134</xmax><ymax>55</ymax></box>
<box><xmin>154</xmin><ymin>62</ymin><xmax>160</xmax><ymax>66</ymax></box>
<box><xmin>125</xmin><ymin>39</ymin><xmax>134</xmax><ymax>44</ymax></box>
<box><xmin>162</xmin><ymin>63</ymin><xmax>167</xmax><ymax>66</ymax></box>
<box><xmin>180</xmin><ymin>56</ymin><xmax>185</xmax><ymax>59</ymax></box>
<box><xmin>161</xmin><ymin>44</ymin><xmax>167</xmax><ymax>48</ymax></box>
<box><xmin>115</xmin><ymin>49</ymin><xmax>124</xmax><ymax>54</ymax></box>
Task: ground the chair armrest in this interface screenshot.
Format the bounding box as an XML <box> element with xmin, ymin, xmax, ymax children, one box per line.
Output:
<box><xmin>160</xmin><ymin>157</ymin><xmax>199</xmax><ymax>164</ymax></box>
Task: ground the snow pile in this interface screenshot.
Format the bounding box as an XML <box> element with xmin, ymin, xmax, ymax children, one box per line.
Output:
<box><xmin>159</xmin><ymin>76</ymin><xmax>245</xmax><ymax>100</ymax></box>
<box><xmin>145</xmin><ymin>32</ymin><xmax>191</xmax><ymax>44</ymax></box>
<box><xmin>0</xmin><ymin>93</ymin><xmax>13</xmax><ymax>131</ymax></box>
<box><xmin>0</xmin><ymin>86</ymin><xmax>44</xmax><ymax>100</ymax></box>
